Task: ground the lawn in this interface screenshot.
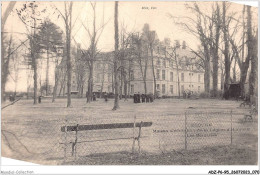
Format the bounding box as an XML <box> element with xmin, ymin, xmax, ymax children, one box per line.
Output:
<box><xmin>1</xmin><ymin>97</ymin><xmax>258</xmax><ymax>165</ymax></box>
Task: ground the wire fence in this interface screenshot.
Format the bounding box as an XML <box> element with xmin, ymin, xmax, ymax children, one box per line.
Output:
<box><xmin>1</xmin><ymin>110</ymin><xmax>257</xmax><ymax>165</ymax></box>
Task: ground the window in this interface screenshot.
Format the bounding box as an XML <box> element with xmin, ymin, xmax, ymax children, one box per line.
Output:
<box><xmin>198</xmin><ymin>74</ymin><xmax>201</xmax><ymax>82</ymax></box>
<box><xmin>181</xmin><ymin>85</ymin><xmax>184</xmax><ymax>93</ymax></box>
<box><xmin>181</xmin><ymin>73</ymin><xmax>184</xmax><ymax>82</ymax></box>
<box><xmin>162</xmin><ymin>84</ymin><xmax>166</xmax><ymax>94</ymax></box>
<box><xmin>130</xmin><ymin>70</ymin><xmax>134</xmax><ymax>80</ymax></box>
<box><xmin>108</xmin><ymin>73</ymin><xmax>111</xmax><ymax>82</ymax></box>
<box><xmin>170</xmin><ymin>72</ymin><xmax>173</xmax><ymax>82</ymax></box>
<box><xmin>156</xmin><ymin>84</ymin><xmax>160</xmax><ymax>90</ymax></box>
<box><xmin>97</xmin><ymin>74</ymin><xmax>101</xmax><ymax>83</ymax></box>
<box><xmin>170</xmin><ymin>85</ymin><xmax>173</xmax><ymax>94</ymax></box>
<box><xmin>162</xmin><ymin>70</ymin><xmax>166</xmax><ymax>80</ymax></box>
<box><xmin>163</xmin><ymin>59</ymin><xmax>166</xmax><ymax>67</ymax></box>
<box><xmin>198</xmin><ymin>86</ymin><xmax>200</xmax><ymax>93</ymax></box>
<box><xmin>131</xmin><ymin>85</ymin><xmax>134</xmax><ymax>94</ymax></box>
<box><xmin>157</xmin><ymin>59</ymin><xmax>160</xmax><ymax>66</ymax></box>
<box><xmin>156</xmin><ymin>69</ymin><xmax>160</xmax><ymax>79</ymax></box>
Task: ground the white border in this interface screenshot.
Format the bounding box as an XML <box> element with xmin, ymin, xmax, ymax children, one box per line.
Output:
<box><xmin>1</xmin><ymin>0</ymin><xmax>259</xmax><ymax>174</ymax></box>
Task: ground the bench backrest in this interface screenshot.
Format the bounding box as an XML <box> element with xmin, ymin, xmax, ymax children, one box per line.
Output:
<box><xmin>61</xmin><ymin>122</ymin><xmax>152</xmax><ymax>132</ymax></box>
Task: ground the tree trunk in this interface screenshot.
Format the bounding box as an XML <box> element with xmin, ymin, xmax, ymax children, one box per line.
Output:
<box><xmin>46</xmin><ymin>48</ymin><xmax>49</xmax><ymax>96</ymax></box>
<box><xmin>222</xmin><ymin>2</ymin><xmax>231</xmax><ymax>99</ymax></box>
<box><xmin>212</xmin><ymin>6</ymin><xmax>220</xmax><ymax>97</ymax></box>
<box><xmin>128</xmin><ymin>59</ymin><xmax>131</xmax><ymax>98</ymax></box>
<box><xmin>203</xmin><ymin>44</ymin><xmax>211</xmax><ymax>95</ymax></box>
<box><xmin>1</xmin><ymin>32</ymin><xmax>6</xmax><ymax>102</ymax></box>
<box><xmin>33</xmin><ymin>56</ymin><xmax>38</xmax><ymax>104</ymax></box>
<box><xmin>120</xmin><ymin>67</ymin><xmax>123</xmax><ymax>99</ymax></box>
<box><xmin>66</xmin><ymin>34</ymin><xmax>72</xmax><ymax>107</ymax></box>
<box><xmin>2</xmin><ymin>35</ymin><xmax>13</xmax><ymax>102</ymax></box>
<box><xmin>59</xmin><ymin>69</ymin><xmax>66</xmax><ymax>97</ymax></box>
<box><xmin>111</xmin><ymin>70</ymin><xmax>114</xmax><ymax>93</ymax></box>
<box><xmin>87</xmin><ymin>61</ymin><xmax>93</xmax><ymax>103</ymax></box>
<box><xmin>150</xmin><ymin>47</ymin><xmax>156</xmax><ymax>99</ymax></box>
<box><xmin>124</xmin><ymin>72</ymin><xmax>127</xmax><ymax>100</ymax></box>
<box><xmin>204</xmin><ymin>59</ymin><xmax>211</xmax><ymax>95</ymax></box>
<box><xmin>100</xmin><ymin>65</ymin><xmax>105</xmax><ymax>97</ymax></box>
<box><xmin>52</xmin><ymin>67</ymin><xmax>59</xmax><ymax>102</ymax></box>
<box><xmin>32</xmin><ymin>7</ymin><xmax>38</xmax><ymax>105</ymax></box>
<box><xmin>233</xmin><ymin>59</ymin><xmax>237</xmax><ymax>82</ymax></box>
<box><xmin>1</xmin><ymin>2</ymin><xmax>16</xmax><ymax>102</ymax></box>
<box><xmin>113</xmin><ymin>1</ymin><xmax>119</xmax><ymax>110</ymax></box>
<box><xmin>248</xmin><ymin>7</ymin><xmax>257</xmax><ymax>99</ymax></box>
<box><xmin>66</xmin><ymin>2</ymin><xmax>73</xmax><ymax>107</ymax></box>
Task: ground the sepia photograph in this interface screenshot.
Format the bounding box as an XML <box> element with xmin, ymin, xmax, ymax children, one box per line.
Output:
<box><xmin>1</xmin><ymin>0</ymin><xmax>258</xmax><ymax>169</ymax></box>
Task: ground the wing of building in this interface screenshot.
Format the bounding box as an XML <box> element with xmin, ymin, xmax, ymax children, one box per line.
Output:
<box><xmin>55</xmin><ymin>41</ymin><xmax>221</xmax><ymax>98</ymax></box>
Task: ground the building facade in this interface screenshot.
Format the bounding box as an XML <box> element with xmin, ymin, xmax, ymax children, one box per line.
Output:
<box><xmin>57</xmin><ymin>43</ymin><xmax>221</xmax><ymax>97</ymax></box>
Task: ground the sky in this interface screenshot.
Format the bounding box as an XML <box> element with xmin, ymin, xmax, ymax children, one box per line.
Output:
<box><xmin>2</xmin><ymin>1</ymin><xmax>258</xmax><ymax>92</ymax></box>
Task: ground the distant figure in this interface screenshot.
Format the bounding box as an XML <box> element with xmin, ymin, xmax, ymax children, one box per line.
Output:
<box><xmin>187</xmin><ymin>91</ymin><xmax>191</xmax><ymax>98</ymax></box>
<box><xmin>145</xmin><ymin>94</ymin><xmax>149</xmax><ymax>103</ymax></box>
<box><xmin>9</xmin><ymin>95</ymin><xmax>14</xmax><ymax>102</ymax></box>
<box><xmin>134</xmin><ymin>93</ymin><xmax>138</xmax><ymax>103</ymax></box>
<box><xmin>183</xmin><ymin>91</ymin><xmax>186</xmax><ymax>99</ymax></box>
<box><xmin>93</xmin><ymin>93</ymin><xmax>96</xmax><ymax>101</ymax></box>
<box><xmin>38</xmin><ymin>96</ymin><xmax>42</xmax><ymax>103</ymax></box>
<box><xmin>141</xmin><ymin>94</ymin><xmax>145</xmax><ymax>103</ymax></box>
<box><xmin>149</xmin><ymin>93</ymin><xmax>153</xmax><ymax>102</ymax></box>
<box><xmin>137</xmin><ymin>92</ymin><xmax>141</xmax><ymax>103</ymax></box>
<box><xmin>104</xmin><ymin>92</ymin><xmax>108</xmax><ymax>102</ymax></box>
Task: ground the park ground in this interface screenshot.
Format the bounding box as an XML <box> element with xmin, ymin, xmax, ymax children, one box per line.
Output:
<box><xmin>1</xmin><ymin>97</ymin><xmax>258</xmax><ymax>165</ymax></box>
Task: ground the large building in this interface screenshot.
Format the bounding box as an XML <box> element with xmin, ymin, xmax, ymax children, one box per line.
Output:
<box><xmin>128</xmin><ymin>45</ymin><xmax>206</xmax><ymax>97</ymax></box>
<box><xmin>57</xmin><ymin>41</ymin><xmax>221</xmax><ymax>97</ymax></box>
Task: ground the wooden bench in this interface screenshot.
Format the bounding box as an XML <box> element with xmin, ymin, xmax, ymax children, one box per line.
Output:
<box><xmin>61</xmin><ymin>121</ymin><xmax>153</xmax><ymax>159</ymax></box>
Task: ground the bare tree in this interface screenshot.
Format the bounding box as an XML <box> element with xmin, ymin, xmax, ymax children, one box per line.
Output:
<box><xmin>170</xmin><ymin>3</ymin><xmax>214</xmax><ymax>95</ymax></box>
<box><xmin>248</xmin><ymin>7</ymin><xmax>257</xmax><ymax>99</ymax></box>
<box><xmin>56</xmin><ymin>2</ymin><xmax>73</xmax><ymax>107</ymax></box>
<box><xmin>2</xmin><ymin>34</ymin><xmax>14</xmax><ymax>97</ymax></box>
<box><xmin>166</xmin><ymin>47</ymin><xmax>181</xmax><ymax>98</ymax></box>
<box><xmin>52</xmin><ymin>47</ymin><xmax>64</xmax><ymax>102</ymax></box>
<box><xmin>222</xmin><ymin>2</ymin><xmax>232</xmax><ymax>99</ymax></box>
<box><xmin>81</xmin><ymin>2</ymin><xmax>108</xmax><ymax>103</ymax></box>
<box><xmin>10</xmin><ymin>47</ymin><xmax>22</xmax><ymax>98</ymax></box>
<box><xmin>211</xmin><ymin>3</ymin><xmax>221</xmax><ymax>97</ymax></box>
<box><xmin>1</xmin><ymin>2</ymin><xmax>16</xmax><ymax>102</ymax></box>
<box><xmin>17</xmin><ymin>2</ymin><xmax>45</xmax><ymax>104</ymax></box>
<box><xmin>143</xmin><ymin>25</ymin><xmax>158</xmax><ymax>99</ymax></box>
<box><xmin>74</xmin><ymin>45</ymin><xmax>87</xmax><ymax>98</ymax></box>
<box><xmin>132</xmin><ymin>32</ymin><xmax>148</xmax><ymax>94</ymax></box>
<box><xmin>113</xmin><ymin>1</ymin><xmax>119</xmax><ymax>110</ymax></box>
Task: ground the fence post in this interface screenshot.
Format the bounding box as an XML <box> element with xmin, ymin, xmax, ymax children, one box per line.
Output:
<box><xmin>64</xmin><ymin>120</ymin><xmax>67</xmax><ymax>162</ymax></box>
<box><xmin>132</xmin><ymin>115</ymin><xmax>136</xmax><ymax>154</ymax></box>
<box><xmin>74</xmin><ymin>124</ymin><xmax>79</xmax><ymax>160</ymax></box>
<box><xmin>138</xmin><ymin>121</ymin><xmax>143</xmax><ymax>154</ymax></box>
<box><xmin>230</xmin><ymin>110</ymin><xmax>233</xmax><ymax>145</ymax></box>
<box><xmin>185</xmin><ymin>112</ymin><xmax>187</xmax><ymax>150</ymax></box>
